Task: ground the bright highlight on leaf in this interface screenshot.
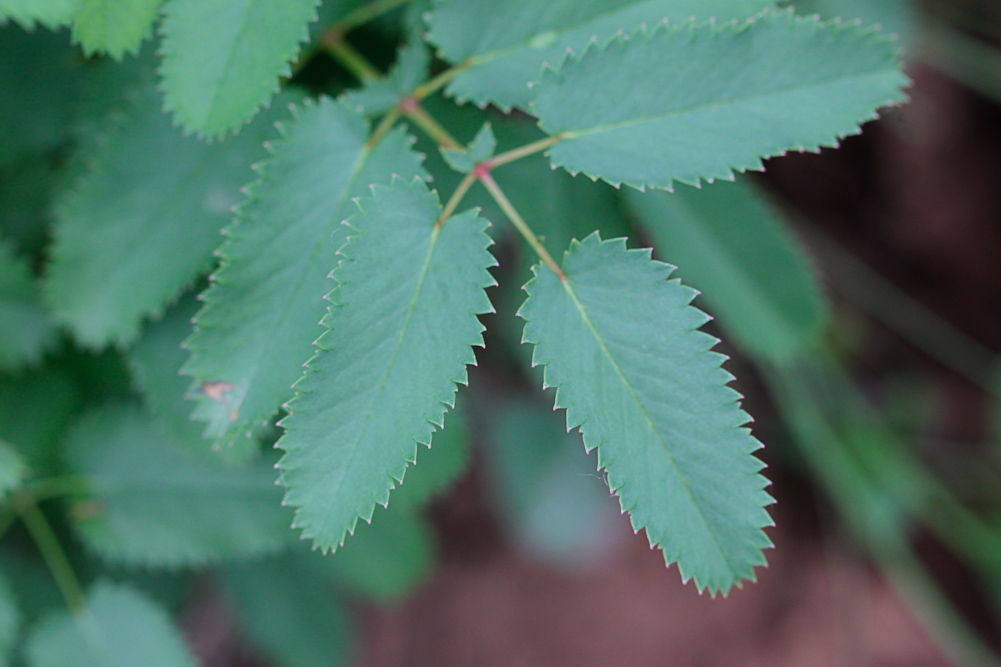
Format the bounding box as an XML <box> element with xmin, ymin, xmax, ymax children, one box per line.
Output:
<box><xmin>71</xmin><ymin>0</ymin><xmax>162</xmax><ymax>59</ymax></box>
<box><xmin>624</xmin><ymin>178</ymin><xmax>827</xmax><ymax>362</ymax></box>
<box><xmin>278</xmin><ymin>177</ymin><xmax>496</xmax><ymax>551</ymax></box>
<box><xmin>532</xmin><ymin>8</ymin><xmax>908</xmax><ymax>190</ymax></box>
<box><xmin>159</xmin><ymin>0</ymin><xmax>319</xmax><ymax>137</ymax></box>
<box><xmin>428</xmin><ymin>0</ymin><xmax>771</xmax><ymax>111</ymax></box>
<box><xmin>182</xmin><ymin>97</ymin><xmax>426</xmax><ymax>446</ymax></box>
<box><xmin>24</xmin><ymin>582</ymin><xmax>195</xmax><ymax>667</ymax></box>
<box><xmin>519</xmin><ymin>233</ymin><xmax>773</xmax><ymax>594</ymax></box>
<box><xmin>64</xmin><ymin>406</ymin><xmax>291</xmax><ymax>568</ymax></box>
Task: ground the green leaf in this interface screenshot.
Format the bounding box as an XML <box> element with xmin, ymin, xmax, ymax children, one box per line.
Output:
<box><xmin>129</xmin><ymin>293</ymin><xmax>260</xmax><ymax>465</ymax></box>
<box><xmin>24</xmin><ymin>581</ymin><xmax>195</xmax><ymax>667</ymax></box>
<box><xmin>519</xmin><ymin>233</ymin><xmax>773</xmax><ymax>594</ymax></box>
<box><xmin>159</xmin><ymin>0</ymin><xmax>319</xmax><ymax>137</ymax></box>
<box><xmin>329</xmin><ymin>504</ymin><xmax>435</xmax><ymax>601</ymax></box>
<box><xmin>277</xmin><ymin>177</ymin><xmax>495</xmax><ymax>551</ymax></box>
<box><xmin>182</xmin><ymin>98</ymin><xmax>426</xmax><ymax>446</ymax></box>
<box><xmin>0</xmin><ymin>439</ymin><xmax>25</xmax><ymax>499</ymax></box>
<box><xmin>44</xmin><ymin>83</ymin><xmax>282</xmax><ymax>350</ymax></box>
<box><xmin>389</xmin><ymin>407</ymin><xmax>470</xmax><ymax>510</ymax></box>
<box><xmin>0</xmin><ymin>571</ymin><xmax>18</xmax><ymax>667</ymax></box>
<box><xmin>485</xmin><ymin>397</ymin><xmax>620</xmax><ymax>570</ymax></box>
<box><xmin>225</xmin><ymin>554</ymin><xmax>352</xmax><ymax>667</ymax></box>
<box><xmin>0</xmin><ymin>237</ymin><xmax>57</xmax><ymax>370</ymax></box>
<box><xmin>441</xmin><ymin>122</ymin><xmax>496</xmax><ymax>173</ymax></box>
<box><xmin>532</xmin><ymin>9</ymin><xmax>908</xmax><ymax>190</ymax></box>
<box><xmin>428</xmin><ymin>0</ymin><xmax>771</xmax><ymax>110</ymax></box>
<box><xmin>0</xmin><ymin>368</ymin><xmax>80</xmax><ymax>475</ymax></box>
<box><xmin>623</xmin><ymin>178</ymin><xmax>827</xmax><ymax>362</ymax></box>
<box><xmin>0</xmin><ymin>25</ymin><xmax>82</xmax><ymax>167</ymax></box>
<box><xmin>0</xmin><ymin>0</ymin><xmax>80</xmax><ymax>29</ymax></box>
<box><xmin>342</xmin><ymin>38</ymin><xmax>429</xmax><ymax>117</ymax></box>
<box><xmin>64</xmin><ymin>405</ymin><xmax>290</xmax><ymax>568</ymax></box>
<box><xmin>795</xmin><ymin>0</ymin><xmax>916</xmax><ymax>45</ymax></box>
<box><xmin>71</xmin><ymin>0</ymin><xmax>162</xmax><ymax>58</ymax></box>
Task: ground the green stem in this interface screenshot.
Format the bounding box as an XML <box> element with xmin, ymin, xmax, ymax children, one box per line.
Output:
<box><xmin>16</xmin><ymin>493</ymin><xmax>87</xmax><ymax>614</ymax></box>
<box><xmin>401</xmin><ymin>99</ymin><xmax>463</xmax><ymax>150</ymax></box>
<box><xmin>487</xmin><ymin>135</ymin><xmax>565</xmax><ymax>170</ymax></box>
<box><xmin>411</xmin><ymin>61</ymin><xmax>473</xmax><ymax>101</ymax></box>
<box><xmin>437</xmin><ymin>170</ymin><xmax>478</xmax><ymax>227</ymax></box>
<box><xmin>366</xmin><ymin>107</ymin><xmax>402</xmax><ymax>150</ymax></box>
<box><xmin>333</xmin><ymin>0</ymin><xmax>412</xmax><ymax>34</ymax></box>
<box><xmin>323</xmin><ymin>35</ymin><xmax>382</xmax><ymax>82</ymax></box>
<box><xmin>480</xmin><ymin>172</ymin><xmax>563</xmax><ymax>279</ymax></box>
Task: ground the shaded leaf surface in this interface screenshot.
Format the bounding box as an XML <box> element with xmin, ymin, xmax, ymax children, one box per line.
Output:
<box><xmin>278</xmin><ymin>178</ymin><xmax>495</xmax><ymax>551</ymax></box>
<box><xmin>624</xmin><ymin>178</ymin><xmax>827</xmax><ymax>362</ymax></box>
<box><xmin>0</xmin><ymin>572</ymin><xmax>16</xmax><ymax>667</ymax></box>
<box><xmin>45</xmin><ymin>84</ymin><xmax>282</xmax><ymax>349</ymax></box>
<box><xmin>519</xmin><ymin>234</ymin><xmax>772</xmax><ymax>594</ymax></box>
<box><xmin>428</xmin><ymin>0</ymin><xmax>770</xmax><ymax>110</ymax></box>
<box><xmin>329</xmin><ymin>506</ymin><xmax>434</xmax><ymax>600</ymax></box>
<box><xmin>0</xmin><ymin>25</ymin><xmax>82</xmax><ymax>166</ymax></box>
<box><xmin>71</xmin><ymin>0</ymin><xmax>162</xmax><ymax>58</ymax></box>
<box><xmin>160</xmin><ymin>0</ymin><xmax>318</xmax><ymax>136</ymax></box>
<box><xmin>24</xmin><ymin>581</ymin><xmax>195</xmax><ymax>667</ymax></box>
<box><xmin>225</xmin><ymin>555</ymin><xmax>351</xmax><ymax>667</ymax></box>
<box><xmin>533</xmin><ymin>10</ymin><xmax>908</xmax><ymax>189</ymax></box>
<box><xmin>64</xmin><ymin>406</ymin><xmax>290</xmax><ymax>568</ymax></box>
<box><xmin>183</xmin><ymin>98</ymin><xmax>426</xmax><ymax>445</ymax></box>
<box><xmin>0</xmin><ymin>368</ymin><xmax>80</xmax><ymax>475</ymax></box>
<box><xmin>0</xmin><ymin>440</ymin><xmax>25</xmax><ymax>499</ymax></box>
<box><xmin>485</xmin><ymin>398</ymin><xmax>620</xmax><ymax>571</ymax></box>
<box><xmin>0</xmin><ymin>238</ymin><xmax>57</xmax><ymax>370</ymax></box>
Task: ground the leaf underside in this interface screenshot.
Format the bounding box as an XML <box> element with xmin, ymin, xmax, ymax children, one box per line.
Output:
<box><xmin>519</xmin><ymin>233</ymin><xmax>773</xmax><ymax>594</ymax></box>
<box><xmin>428</xmin><ymin>0</ymin><xmax>771</xmax><ymax>111</ymax></box>
<box><xmin>71</xmin><ymin>0</ymin><xmax>163</xmax><ymax>58</ymax></box>
<box><xmin>278</xmin><ymin>178</ymin><xmax>495</xmax><ymax>551</ymax></box>
<box><xmin>159</xmin><ymin>0</ymin><xmax>318</xmax><ymax>137</ymax></box>
<box><xmin>44</xmin><ymin>83</ymin><xmax>280</xmax><ymax>349</ymax></box>
<box><xmin>64</xmin><ymin>406</ymin><xmax>290</xmax><ymax>568</ymax></box>
<box><xmin>532</xmin><ymin>8</ymin><xmax>908</xmax><ymax>190</ymax></box>
<box><xmin>182</xmin><ymin>97</ymin><xmax>427</xmax><ymax>446</ymax></box>
<box><xmin>624</xmin><ymin>178</ymin><xmax>827</xmax><ymax>362</ymax></box>
<box><xmin>24</xmin><ymin>582</ymin><xmax>195</xmax><ymax>667</ymax></box>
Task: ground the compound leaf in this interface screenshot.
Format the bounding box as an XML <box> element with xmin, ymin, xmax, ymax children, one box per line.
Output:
<box><xmin>225</xmin><ymin>554</ymin><xmax>352</xmax><ymax>667</ymax></box>
<box><xmin>71</xmin><ymin>0</ymin><xmax>162</xmax><ymax>58</ymax></box>
<box><xmin>278</xmin><ymin>178</ymin><xmax>495</xmax><ymax>551</ymax></box>
<box><xmin>24</xmin><ymin>581</ymin><xmax>195</xmax><ymax>667</ymax></box>
<box><xmin>519</xmin><ymin>233</ymin><xmax>773</xmax><ymax>594</ymax></box>
<box><xmin>0</xmin><ymin>0</ymin><xmax>79</xmax><ymax>29</ymax></box>
<box><xmin>624</xmin><ymin>178</ymin><xmax>827</xmax><ymax>362</ymax></box>
<box><xmin>532</xmin><ymin>9</ymin><xmax>908</xmax><ymax>189</ymax></box>
<box><xmin>0</xmin><ymin>237</ymin><xmax>57</xmax><ymax>370</ymax></box>
<box><xmin>427</xmin><ymin>0</ymin><xmax>770</xmax><ymax>110</ymax></box>
<box><xmin>182</xmin><ymin>98</ymin><xmax>426</xmax><ymax>446</ymax></box>
<box><xmin>342</xmin><ymin>38</ymin><xmax>429</xmax><ymax>117</ymax></box>
<box><xmin>45</xmin><ymin>83</ymin><xmax>282</xmax><ymax>349</ymax></box>
<box><xmin>160</xmin><ymin>0</ymin><xmax>318</xmax><ymax>137</ymax></box>
<box><xmin>64</xmin><ymin>405</ymin><xmax>290</xmax><ymax>568</ymax></box>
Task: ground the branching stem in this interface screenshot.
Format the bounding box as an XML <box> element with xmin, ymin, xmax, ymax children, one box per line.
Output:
<box><xmin>400</xmin><ymin>97</ymin><xmax>462</xmax><ymax>150</ymax></box>
<box><xmin>411</xmin><ymin>61</ymin><xmax>473</xmax><ymax>101</ymax></box>
<box><xmin>437</xmin><ymin>171</ymin><xmax>478</xmax><ymax>228</ymax></box>
<box><xmin>479</xmin><ymin>173</ymin><xmax>564</xmax><ymax>279</ymax></box>
<box><xmin>488</xmin><ymin>135</ymin><xmax>565</xmax><ymax>169</ymax></box>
